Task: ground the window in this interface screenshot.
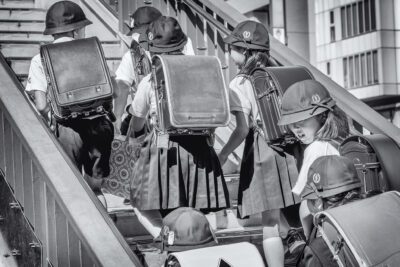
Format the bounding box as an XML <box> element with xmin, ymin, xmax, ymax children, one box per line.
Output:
<box><xmin>360</xmin><ymin>54</ymin><xmax>366</xmax><ymax>85</ymax></box>
<box><xmin>354</xmin><ymin>55</ymin><xmax>360</xmax><ymax>87</ymax></box>
<box><xmin>372</xmin><ymin>50</ymin><xmax>378</xmax><ymax>83</ymax></box>
<box><xmin>330</xmin><ymin>10</ymin><xmax>335</xmax><ymax>42</ymax></box>
<box><xmin>352</xmin><ymin>3</ymin><xmax>358</xmax><ymax>35</ymax></box>
<box><xmin>341</xmin><ymin>0</ymin><xmax>376</xmax><ymax>39</ymax></box>
<box><xmin>358</xmin><ymin>2</ymin><xmax>364</xmax><ymax>33</ymax></box>
<box><xmin>330</xmin><ymin>26</ymin><xmax>336</xmax><ymax>42</ymax></box>
<box><xmin>346</xmin><ymin>5</ymin><xmax>353</xmax><ymax>37</ymax></box>
<box><xmin>343</xmin><ymin>50</ymin><xmax>379</xmax><ymax>88</ymax></box>
<box><xmin>365</xmin><ymin>0</ymin><xmax>370</xmax><ymax>31</ymax></box>
<box><xmin>349</xmin><ymin>56</ymin><xmax>354</xmax><ymax>87</ymax></box>
<box><xmin>341</xmin><ymin>7</ymin><xmax>347</xmax><ymax>37</ymax></box>
<box><xmin>327</xmin><ymin>62</ymin><xmax>331</xmax><ymax>75</ymax></box>
<box><xmin>343</xmin><ymin>58</ymin><xmax>348</xmax><ymax>88</ymax></box>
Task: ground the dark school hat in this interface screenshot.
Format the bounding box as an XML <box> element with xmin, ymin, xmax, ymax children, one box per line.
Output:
<box><xmin>302</xmin><ymin>155</ymin><xmax>361</xmax><ymax>200</ymax></box>
<box><xmin>44</xmin><ymin>1</ymin><xmax>92</xmax><ymax>35</ymax></box>
<box><xmin>278</xmin><ymin>80</ymin><xmax>336</xmax><ymax>126</ymax></box>
<box><xmin>143</xmin><ymin>16</ymin><xmax>187</xmax><ymax>53</ymax></box>
<box><xmin>223</xmin><ymin>20</ymin><xmax>269</xmax><ymax>51</ymax></box>
<box><xmin>127</xmin><ymin>6</ymin><xmax>162</xmax><ymax>35</ymax></box>
<box><xmin>161</xmin><ymin>207</ymin><xmax>217</xmax><ymax>252</ymax></box>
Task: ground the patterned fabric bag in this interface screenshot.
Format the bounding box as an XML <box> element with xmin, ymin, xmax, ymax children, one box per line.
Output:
<box><xmin>102</xmin><ymin>120</ymin><xmax>144</xmax><ymax>199</ymax></box>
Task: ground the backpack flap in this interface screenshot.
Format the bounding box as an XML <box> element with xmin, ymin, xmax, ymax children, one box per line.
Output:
<box><xmin>152</xmin><ymin>55</ymin><xmax>230</xmax><ymax>134</ymax></box>
<box><xmin>250</xmin><ymin>66</ymin><xmax>314</xmax><ymax>145</ymax></box>
<box><xmin>315</xmin><ymin>191</ymin><xmax>400</xmax><ymax>267</ymax></box>
<box><xmin>40</xmin><ymin>37</ymin><xmax>113</xmax><ymax>120</ymax></box>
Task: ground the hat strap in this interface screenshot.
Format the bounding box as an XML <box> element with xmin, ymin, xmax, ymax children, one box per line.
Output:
<box><xmin>310</xmin><ymin>182</ymin><xmax>323</xmax><ymax>198</ymax></box>
<box><xmin>309</xmin><ymin>98</ymin><xmax>335</xmax><ymax>115</ymax></box>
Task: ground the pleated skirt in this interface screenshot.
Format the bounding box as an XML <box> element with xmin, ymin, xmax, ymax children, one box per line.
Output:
<box><xmin>130</xmin><ymin>131</ymin><xmax>230</xmax><ymax>210</ymax></box>
<box><xmin>237</xmin><ymin>129</ymin><xmax>300</xmax><ymax>218</ymax></box>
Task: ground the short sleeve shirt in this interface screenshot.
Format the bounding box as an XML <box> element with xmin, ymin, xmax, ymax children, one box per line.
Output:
<box><xmin>131</xmin><ymin>74</ymin><xmax>156</xmax><ymax>119</ymax></box>
<box><xmin>25</xmin><ymin>37</ymin><xmax>75</xmax><ymax>93</ymax></box>
<box><xmin>228</xmin><ymin>75</ymin><xmax>259</xmax><ymax>126</ymax></box>
<box><xmin>293</xmin><ymin>141</ymin><xmax>340</xmax><ymax>196</ymax></box>
<box><xmin>115</xmin><ymin>51</ymin><xmax>137</xmax><ymax>85</ymax></box>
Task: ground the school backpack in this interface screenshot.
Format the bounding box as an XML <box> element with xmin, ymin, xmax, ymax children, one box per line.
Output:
<box><xmin>314</xmin><ymin>191</ymin><xmax>400</xmax><ymax>267</ymax></box>
<box><xmin>250</xmin><ymin>66</ymin><xmax>315</xmax><ymax>145</ymax></box>
<box><xmin>130</xmin><ymin>39</ymin><xmax>151</xmax><ymax>87</ymax></box>
<box><xmin>40</xmin><ymin>37</ymin><xmax>114</xmax><ymax>121</ymax></box>
<box><xmin>151</xmin><ymin>55</ymin><xmax>230</xmax><ymax>136</ymax></box>
<box><xmin>339</xmin><ymin>134</ymin><xmax>400</xmax><ymax>195</ymax></box>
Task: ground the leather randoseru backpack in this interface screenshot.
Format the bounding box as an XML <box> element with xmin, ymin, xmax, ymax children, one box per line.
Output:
<box><xmin>151</xmin><ymin>55</ymin><xmax>230</xmax><ymax>137</ymax></box>
<box><xmin>250</xmin><ymin>66</ymin><xmax>315</xmax><ymax>145</ymax></box>
<box><xmin>40</xmin><ymin>37</ymin><xmax>114</xmax><ymax>121</ymax></box>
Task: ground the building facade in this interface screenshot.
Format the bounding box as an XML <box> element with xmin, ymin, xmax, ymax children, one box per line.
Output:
<box><xmin>227</xmin><ymin>0</ymin><xmax>400</xmax><ymax>127</ymax></box>
<box><xmin>314</xmin><ymin>0</ymin><xmax>400</xmax><ymax>126</ymax></box>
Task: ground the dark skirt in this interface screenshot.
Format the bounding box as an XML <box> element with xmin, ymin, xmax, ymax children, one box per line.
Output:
<box><xmin>130</xmin><ymin>131</ymin><xmax>230</xmax><ymax>210</ymax></box>
<box><xmin>237</xmin><ymin>129</ymin><xmax>300</xmax><ymax>218</ymax></box>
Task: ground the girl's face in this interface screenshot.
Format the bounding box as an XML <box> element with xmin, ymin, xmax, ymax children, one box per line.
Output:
<box><xmin>288</xmin><ymin>116</ymin><xmax>322</xmax><ymax>144</ymax></box>
<box><xmin>228</xmin><ymin>45</ymin><xmax>246</xmax><ymax>66</ymax></box>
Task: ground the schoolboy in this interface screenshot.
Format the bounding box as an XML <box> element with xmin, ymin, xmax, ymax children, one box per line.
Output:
<box><xmin>25</xmin><ymin>1</ymin><xmax>114</xmax><ymax>196</ymax></box>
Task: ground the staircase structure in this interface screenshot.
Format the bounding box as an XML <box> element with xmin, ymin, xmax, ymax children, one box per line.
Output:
<box><xmin>0</xmin><ymin>0</ymin><xmax>399</xmax><ymax>266</ymax></box>
<box><xmin>0</xmin><ymin>0</ymin><xmax>123</xmax><ymax>86</ymax></box>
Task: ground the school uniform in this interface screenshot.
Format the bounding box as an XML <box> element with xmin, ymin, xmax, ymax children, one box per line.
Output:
<box><xmin>25</xmin><ymin>37</ymin><xmax>113</xmax><ymax>178</ymax></box>
<box><xmin>293</xmin><ymin>141</ymin><xmax>339</xmax><ymax>196</ymax></box>
<box><xmin>129</xmin><ymin>74</ymin><xmax>229</xmax><ymax>210</ymax></box>
<box><xmin>229</xmin><ymin>75</ymin><xmax>300</xmax><ymax>218</ymax></box>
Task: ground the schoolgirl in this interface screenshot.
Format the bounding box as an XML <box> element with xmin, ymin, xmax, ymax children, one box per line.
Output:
<box><xmin>129</xmin><ymin>16</ymin><xmax>229</xmax><ymax>218</ymax></box>
<box><xmin>218</xmin><ymin>20</ymin><xmax>300</xmax><ymax>266</ymax></box>
<box><xmin>278</xmin><ymin>79</ymin><xmax>349</xmax><ymax>238</ymax></box>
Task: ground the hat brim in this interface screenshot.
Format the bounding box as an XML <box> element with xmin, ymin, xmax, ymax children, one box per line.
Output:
<box><xmin>148</xmin><ymin>37</ymin><xmax>187</xmax><ymax>53</ymax></box>
<box><xmin>164</xmin><ymin>239</ymin><xmax>217</xmax><ymax>252</ymax></box>
<box><xmin>43</xmin><ymin>19</ymin><xmax>92</xmax><ymax>35</ymax></box>
<box><xmin>223</xmin><ymin>35</ymin><xmax>269</xmax><ymax>51</ymax></box>
<box><xmin>302</xmin><ymin>181</ymin><xmax>362</xmax><ymax>200</ymax></box>
<box><xmin>277</xmin><ymin>99</ymin><xmax>336</xmax><ymax>126</ymax></box>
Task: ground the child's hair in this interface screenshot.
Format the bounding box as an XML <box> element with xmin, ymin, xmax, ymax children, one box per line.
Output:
<box><xmin>238</xmin><ymin>50</ymin><xmax>271</xmax><ymax>76</ymax></box>
<box><xmin>324</xmin><ymin>189</ymin><xmax>360</xmax><ymax>210</ymax></box>
<box><xmin>315</xmin><ymin>106</ymin><xmax>349</xmax><ymax>141</ymax></box>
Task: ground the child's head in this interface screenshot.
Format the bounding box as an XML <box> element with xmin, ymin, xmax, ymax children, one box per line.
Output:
<box><xmin>44</xmin><ymin>1</ymin><xmax>92</xmax><ymax>39</ymax></box>
<box><xmin>302</xmin><ymin>155</ymin><xmax>361</xmax><ymax>213</ymax></box>
<box><xmin>141</xmin><ymin>16</ymin><xmax>187</xmax><ymax>55</ymax></box>
<box><xmin>127</xmin><ymin>6</ymin><xmax>162</xmax><ymax>39</ymax></box>
<box><xmin>278</xmin><ymin>80</ymin><xmax>348</xmax><ymax>144</ymax></box>
<box><xmin>224</xmin><ymin>20</ymin><xmax>270</xmax><ymax>73</ymax></box>
<box><xmin>160</xmin><ymin>207</ymin><xmax>217</xmax><ymax>252</ymax></box>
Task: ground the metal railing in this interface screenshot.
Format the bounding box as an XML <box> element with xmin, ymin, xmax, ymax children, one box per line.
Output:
<box><xmin>0</xmin><ymin>53</ymin><xmax>141</xmax><ymax>266</ymax></box>
<box><xmin>115</xmin><ymin>0</ymin><xmax>400</xmax><ymax>146</ymax></box>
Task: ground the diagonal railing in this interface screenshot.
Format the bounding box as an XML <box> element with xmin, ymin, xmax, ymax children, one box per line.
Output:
<box><xmin>0</xmin><ymin>52</ymin><xmax>142</xmax><ymax>266</ymax></box>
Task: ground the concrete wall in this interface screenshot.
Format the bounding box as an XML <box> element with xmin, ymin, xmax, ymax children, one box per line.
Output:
<box><xmin>285</xmin><ymin>0</ymin><xmax>310</xmax><ymax>61</ymax></box>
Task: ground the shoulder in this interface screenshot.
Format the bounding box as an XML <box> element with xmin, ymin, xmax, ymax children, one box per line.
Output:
<box><xmin>305</xmin><ymin>140</ymin><xmax>339</xmax><ymax>155</ymax></box>
<box><xmin>30</xmin><ymin>54</ymin><xmax>42</xmax><ymax>68</ymax></box>
<box><xmin>229</xmin><ymin>75</ymin><xmax>252</xmax><ymax>91</ymax></box>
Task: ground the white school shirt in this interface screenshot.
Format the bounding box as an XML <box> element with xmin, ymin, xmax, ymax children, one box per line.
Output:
<box><xmin>228</xmin><ymin>75</ymin><xmax>260</xmax><ymax>127</ymax></box>
<box><xmin>25</xmin><ymin>37</ymin><xmax>75</xmax><ymax>93</ymax></box>
<box><xmin>293</xmin><ymin>140</ymin><xmax>340</xmax><ymax>196</ymax></box>
<box><xmin>130</xmin><ymin>74</ymin><xmax>156</xmax><ymax>119</ymax></box>
<box><xmin>115</xmin><ymin>37</ymin><xmax>196</xmax><ymax>85</ymax></box>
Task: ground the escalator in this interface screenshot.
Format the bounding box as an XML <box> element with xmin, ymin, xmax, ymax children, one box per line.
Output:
<box><xmin>0</xmin><ymin>0</ymin><xmax>399</xmax><ymax>266</ymax></box>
